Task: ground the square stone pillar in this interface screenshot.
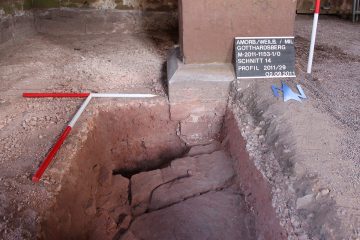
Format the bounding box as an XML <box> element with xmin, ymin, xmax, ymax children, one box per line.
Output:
<box><xmin>179</xmin><ymin>0</ymin><xmax>297</xmax><ymax>64</ymax></box>
<box><xmin>168</xmin><ymin>0</ymin><xmax>297</xmax><ymax>145</ymax></box>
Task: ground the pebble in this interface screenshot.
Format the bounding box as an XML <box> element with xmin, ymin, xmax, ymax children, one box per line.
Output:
<box><xmin>339</xmin><ymin>209</ymin><xmax>347</xmax><ymax>215</ymax></box>
<box><xmin>298</xmin><ymin>234</ymin><xmax>309</xmax><ymax>240</ymax></box>
<box><xmin>307</xmin><ymin>213</ymin><xmax>315</xmax><ymax>219</ymax></box>
<box><xmin>254</xmin><ymin>126</ymin><xmax>262</xmax><ymax>134</ymax></box>
<box><xmin>258</xmin><ymin>135</ymin><xmax>265</xmax><ymax>141</ymax></box>
<box><xmin>320</xmin><ymin>188</ymin><xmax>330</xmax><ymax>196</ymax></box>
<box><xmin>290</xmin><ymin>216</ymin><xmax>301</xmax><ymax>228</ymax></box>
<box><xmin>17</xmin><ymin>205</ymin><xmax>23</xmax><ymax>211</ymax></box>
<box><xmin>29</xmin><ymin>120</ymin><xmax>37</xmax><ymax>126</ymax></box>
<box><xmin>283</xmin><ymin>148</ymin><xmax>291</xmax><ymax>154</ymax></box>
<box><xmin>296</xmin><ymin>194</ymin><xmax>314</xmax><ymax>210</ymax></box>
<box><xmin>154</xmin><ymin>85</ymin><xmax>162</xmax><ymax>91</ymax></box>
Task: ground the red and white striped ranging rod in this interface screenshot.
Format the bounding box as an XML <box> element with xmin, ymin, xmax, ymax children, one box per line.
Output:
<box><xmin>23</xmin><ymin>92</ymin><xmax>90</xmax><ymax>98</ymax></box>
<box><xmin>307</xmin><ymin>0</ymin><xmax>321</xmax><ymax>74</ymax></box>
<box><xmin>31</xmin><ymin>95</ymin><xmax>92</xmax><ymax>182</ymax></box>
<box><xmin>24</xmin><ymin>92</ymin><xmax>157</xmax><ymax>182</ymax></box>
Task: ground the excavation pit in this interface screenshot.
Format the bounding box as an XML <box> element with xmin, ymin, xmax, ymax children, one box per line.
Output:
<box><xmin>40</xmin><ymin>99</ymin><xmax>284</xmax><ymax>240</ymax></box>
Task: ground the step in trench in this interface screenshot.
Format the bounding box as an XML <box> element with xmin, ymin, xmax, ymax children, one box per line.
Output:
<box><xmin>120</xmin><ymin>144</ymin><xmax>257</xmax><ymax>240</ymax></box>
<box><xmin>130</xmin><ymin>149</ymin><xmax>235</xmax><ymax>216</ymax></box>
<box><xmin>122</xmin><ymin>190</ymin><xmax>256</xmax><ymax>240</ymax></box>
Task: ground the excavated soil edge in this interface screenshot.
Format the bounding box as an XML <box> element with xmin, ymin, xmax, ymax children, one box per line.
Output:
<box><xmin>40</xmin><ymin>94</ymin><xmax>323</xmax><ymax>240</ymax></box>
<box><xmin>222</xmin><ymin>111</ymin><xmax>287</xmax><ymax>239</ymax></box>
<box><xmin>40</xmin><ymin>99</ymin><xmax>188</xmax><ymax>240</ymax></box>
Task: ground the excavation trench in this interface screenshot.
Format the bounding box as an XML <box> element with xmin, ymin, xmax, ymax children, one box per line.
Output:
<box><xmin>40</xmin><ymin>100</ymin><xmax>284</xmax><ymax>240</ymax></box>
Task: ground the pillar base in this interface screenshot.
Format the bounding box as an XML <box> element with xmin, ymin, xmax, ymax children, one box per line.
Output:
<box><xmin>167</xmin><ymin>48</ymin><xmax>235</xmax><ymax>145</ymax></box>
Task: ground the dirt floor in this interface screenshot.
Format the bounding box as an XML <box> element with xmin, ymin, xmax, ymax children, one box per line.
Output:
<box><xmin>0</xmin><ymin>27</ymin><xmax>175</xmax><ymax>239</ymax></box>
<box><xmin>0</xmin><ymin>13</ymin><xmax>359</xmax><ymax>240</ymax></box>
<box><xmin>228</xmin><ymin>14</ymin><xmax>360</xmax><ymax>239</ymax></box>
<box><xmin>294</xmin><ymin>15</ymin><xmax>360</xmax><ymax>237</ymax></box>
<box><xmin>295</xmin><ymin>14</ymin><xmax>360</xmax><ymax>216</ymax></box>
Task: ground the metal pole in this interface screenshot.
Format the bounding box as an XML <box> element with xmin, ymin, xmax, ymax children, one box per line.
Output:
<box><xmin>307</xmin><ymin>0</ymin><xmax>321</xmax><ymax>74</ymax></box>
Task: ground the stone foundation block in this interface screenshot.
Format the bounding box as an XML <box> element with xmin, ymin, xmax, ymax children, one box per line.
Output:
<box><xmin>167</xmin><ymin>48</ymin><xmax>234</xmax><ymax>144</ymax></box>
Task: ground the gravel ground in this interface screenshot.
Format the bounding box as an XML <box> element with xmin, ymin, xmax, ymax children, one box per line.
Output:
<box><xmin>0</xmin><ymin>13</ymin><xmax>359</xmax><ymax>240</ymax></box>
<box><xmin>227</xmin><ymin>15</ymin><xmax>360</xmax><ymax>239</ymax></box>
<box><xmin>295</xmin><ymin>15</ymin><xmax>360</xmax><ymax>170</ymax></box>
<box><xmin>0</xmin><ymin>30</ymin><xmax>175</xmax><ymax>239</ymax></box>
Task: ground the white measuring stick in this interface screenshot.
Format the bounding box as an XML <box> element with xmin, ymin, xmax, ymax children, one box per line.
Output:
<box><xmin>32</xmin><ymin>92</ymin><xmax>157</xmax><ymax>182</ymax></box>
<box><xmin>91</xmin><ymin>93</ymin><xmax>157</xmax><ymax>98</ymax></box>
<box><xmin>68</xmin><ymin>94</ymin><xmax>93</xmax><ymax>128</ymax></box>
<box><xmin>68</xmin><ymin>93</ymin><xmax>156</xmax><ymax>127</ymax></box>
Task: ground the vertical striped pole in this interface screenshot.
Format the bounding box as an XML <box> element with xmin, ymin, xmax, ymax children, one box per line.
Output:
<box><xmin>307</xmin><ymin>0</ymin><xmax>321</xmax><ymax>74</ymax></box>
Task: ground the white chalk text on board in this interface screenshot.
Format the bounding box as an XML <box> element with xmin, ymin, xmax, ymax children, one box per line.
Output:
<box><xmin>235</xmin><ymin>37</ymin><xmax>296</xmax><ymax>79</ymax></box>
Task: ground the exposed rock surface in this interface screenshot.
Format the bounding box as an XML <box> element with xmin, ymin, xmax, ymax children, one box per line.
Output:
<box><xmin>39</xmin><ymin>101</ymin><xmax>187</xmax><ymax>239</ymax></box>
<box><xmin>185</xmin><ymin>141</ymin><xmax>221</xmax><ymax>157</ymax></box>
<box><xmin>124</xmin><ymin>147</ymin><xmax>256</xmax><ymax>240</ymax></box>
<box><xmin>124</xmin><ymin>191</ymin><xmax>256</xmax><ymax>240</ymax></box>
<box><xmin>130</xmin><ymin>150</ymin><xmax>235</xmax><ymax>216</ymax></box>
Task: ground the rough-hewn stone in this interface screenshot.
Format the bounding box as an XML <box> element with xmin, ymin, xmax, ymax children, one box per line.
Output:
<box><xmin>130</xmin><ymin>150</ymin><xmax>235</xmax><ymax>216</ymax></box>
<box><xmin>167</xmin><ymin>48</ymin><xmax>234</xmax><ymax>144</ymax></box>
<box><xmin>186</xmin><ymin>141</ymin><xmax>221</xmax><ymax>157</ymax></box>
<box><xmin>124</xmin><ymin>191</ymin><xmax>256</xmax><ymax>240</ymax></box>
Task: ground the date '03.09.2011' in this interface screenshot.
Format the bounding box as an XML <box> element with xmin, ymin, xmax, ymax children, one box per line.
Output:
<box><xmin>234</xmin><ymin>37</ymin><xmax>296</xmax><ymax>79</ymax></box>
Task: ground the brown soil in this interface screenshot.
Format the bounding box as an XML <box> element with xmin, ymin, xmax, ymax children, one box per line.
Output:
<box><xmin>40</xmin><ymin>101</ymin><xmax>258</xmax><ymax>240</ymax></box>
<box><xmin>225</xmin><ymin>15</ymin><xmax>360</xmax><ymax>239</ymax></box>
<box><xmin>41</xmin><ymin>101</ymin><xmax>187</xmax><ymax>239</ymax></box>
<box><xmin>1</xmin><ymin>11</ymin><xmax>359</xmax><ymax>240</ymax></box>
<box><xmin>0</xmin><ymin>23</ymin><xmax>177</xmax><ymax>239</ymax></box>
<box><xmin>222</xmin><ymin>112</ymin><xmax>287</xmax><ymax>239</ymax></box>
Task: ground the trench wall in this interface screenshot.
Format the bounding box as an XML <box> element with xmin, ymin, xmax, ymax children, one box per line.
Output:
<box><xmin>42</xmin><ymin>100</ymin><xmax>187</xmax><ymax>239</ymax></box>
<box><xmin>222</xmin><ymin>111</ymin><xmax>287</xmax><ymax>240</ymax></box>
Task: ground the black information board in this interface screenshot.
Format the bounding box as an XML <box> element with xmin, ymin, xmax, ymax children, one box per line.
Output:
<box><xmin>234</xmin><ymin>37</ymin><xmax>296</xmax><ymax>79</ymax></box>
